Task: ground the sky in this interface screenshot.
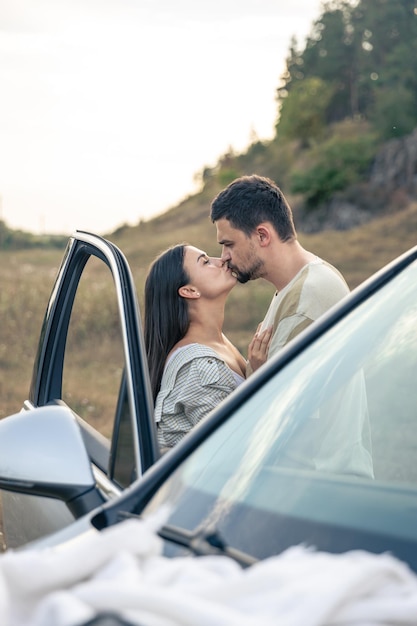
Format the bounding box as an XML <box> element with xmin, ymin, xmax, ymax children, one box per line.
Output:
<box><xmin>0</xmin><ymin>0</ymin><xmax>325</xmax><ymax>235</ymax></box>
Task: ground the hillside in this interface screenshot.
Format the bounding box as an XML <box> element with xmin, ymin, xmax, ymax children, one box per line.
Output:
<box><xmin>111</xmin><ymin>191</ymin><xmax>417</xmax><ymax>353</ymax></box>
<box><xmin>110</xmin><ymin>180</ymin><xmax>417</xmax><ymax>291</ymax></box>
<box><xmin>0</xmin><ymin>187</ymin><xmax>416</xmax><ymax>422</ymax></box>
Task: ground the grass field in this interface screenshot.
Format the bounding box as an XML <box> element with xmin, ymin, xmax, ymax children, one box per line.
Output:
<box><xmin>0</xmin><ymin>201</ymin><xmax>416</xmax><ymax>421</ymax></box>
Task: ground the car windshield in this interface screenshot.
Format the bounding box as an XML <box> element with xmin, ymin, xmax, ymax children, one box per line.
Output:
<box><xmin>141</xmin><ymin>258</ymin><xmax>417</xmax><ymax>563</ymax></box>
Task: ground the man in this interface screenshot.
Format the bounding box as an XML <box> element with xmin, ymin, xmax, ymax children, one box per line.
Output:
<box><xmin>210</xmin><ymin>174</ymin><xmax>349</xmax><ymax>373</ymax></box>
<box><xmin>210</xmin><ymin>174</ymin><xmax>374</xmax><ymax>479</ymax></box>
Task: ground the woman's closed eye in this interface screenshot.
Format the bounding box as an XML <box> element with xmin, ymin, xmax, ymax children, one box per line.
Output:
<box><xmin>197</xmin><ymin>252</ymin><xmax>211</xmax><ymax>265</ymax></box>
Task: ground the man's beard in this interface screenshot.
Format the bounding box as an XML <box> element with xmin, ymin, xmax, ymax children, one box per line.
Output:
<box><xmin>233</xmin><ymin>259</ymin><xmax>264</xmax><ymax>284</ymax></box>
<box><xmin>236</xmin><ymin>270</ymin><xmax>251</xmax><ymax>284</ymax></box>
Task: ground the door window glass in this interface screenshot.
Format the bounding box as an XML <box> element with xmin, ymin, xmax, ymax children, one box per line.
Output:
<box><xmin>62</xmin><ymin>256</ymin><xmax>125</xmax><ymax>440</ymax></box>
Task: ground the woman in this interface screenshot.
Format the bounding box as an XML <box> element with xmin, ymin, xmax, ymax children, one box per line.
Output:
<box><xmin>144</xmin><ymin>243</ymin><xmax>271</xmax><ymax>450</ymax></box>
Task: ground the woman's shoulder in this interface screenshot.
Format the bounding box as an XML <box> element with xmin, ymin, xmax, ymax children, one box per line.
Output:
<box><xmin>166</xmin><ymin>343</ymin><xmax>221</xmax><ymax>366</ymax></box>
<box><xmin>162</xmin><ymin>343</ymin><xmax>235</xmax><ymax>387</ymax></box>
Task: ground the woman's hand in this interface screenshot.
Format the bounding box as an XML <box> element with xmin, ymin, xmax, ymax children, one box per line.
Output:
<box><xmin>248</xmin><ymin>324</ymin><xmax>273</xmax><ymax>372</ymax></box>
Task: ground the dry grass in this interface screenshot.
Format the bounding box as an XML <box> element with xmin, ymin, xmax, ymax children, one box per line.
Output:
<box><xmin>0</xmin><ymin>249</ymin><xmax>64</xmax><ymax>418</ymax></box>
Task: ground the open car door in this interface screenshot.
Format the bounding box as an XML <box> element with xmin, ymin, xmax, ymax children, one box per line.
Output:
<box><xmin>1</xmin><ymin>231</ymin><xmax>159</xmax><ymax>548</ymax></box>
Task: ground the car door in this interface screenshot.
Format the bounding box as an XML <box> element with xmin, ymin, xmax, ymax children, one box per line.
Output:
<box><xmin>1</xmin><ymin>231</ymin><xmax>159</xmax><ymax>548</ymax></box>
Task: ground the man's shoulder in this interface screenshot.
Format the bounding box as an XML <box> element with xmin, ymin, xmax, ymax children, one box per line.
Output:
<box><xmin>305</xmin><ymin>259</ymin><xmax>349</xmax><ymax>293</ymax></box>
<box><xmin>274</xmin><ymin>259</ymin><xmax>348</xmax><ymax>322</ymax></box>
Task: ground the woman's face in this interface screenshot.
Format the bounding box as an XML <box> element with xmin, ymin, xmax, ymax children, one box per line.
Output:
<box><xmin>183</xmin><ymin>245</ymin><xmax>237</xmax><ymax>298</ymax></box>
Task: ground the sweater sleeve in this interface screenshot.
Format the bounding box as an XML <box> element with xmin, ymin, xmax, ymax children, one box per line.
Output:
<box><xmin>156</xmin><ymin>355</ymin><xmax>237</xmax><ymax>448</ymax></box>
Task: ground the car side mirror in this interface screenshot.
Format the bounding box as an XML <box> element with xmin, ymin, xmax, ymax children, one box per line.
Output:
<box><xmin>0</xmin><ymin>405</ymin><xmax>104</xmax><ymax>517</ymax></box>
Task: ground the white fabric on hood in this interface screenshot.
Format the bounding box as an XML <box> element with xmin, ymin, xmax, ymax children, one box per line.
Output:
<box><xmin>0</xmin><ymin>514</ymin><xmax>417</xmax><ymax>626</ymax></box>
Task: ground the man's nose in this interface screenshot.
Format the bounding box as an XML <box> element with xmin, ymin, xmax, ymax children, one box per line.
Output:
<box><xmin>220</xmin><ymin>248</ymin><xmax>231</xmax><ymax>263</ymax></box>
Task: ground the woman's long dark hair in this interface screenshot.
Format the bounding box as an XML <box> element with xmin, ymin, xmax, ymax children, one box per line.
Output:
<box><xmin>144</xmin><ymin>244</ymin><xmax>190</xmax><ymax>401</ymax></box>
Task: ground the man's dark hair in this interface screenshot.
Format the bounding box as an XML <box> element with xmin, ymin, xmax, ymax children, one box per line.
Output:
<box><xmin>210</xmin><ymin>175</ymin><xmax>296</xmax><ymax>242</ymax></box>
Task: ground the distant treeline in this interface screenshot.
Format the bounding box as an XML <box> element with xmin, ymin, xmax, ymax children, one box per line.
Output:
<box><xmin>0</xmin><ymin>220</ymin><xmax>67</xmax><ymax>250</ymax></box>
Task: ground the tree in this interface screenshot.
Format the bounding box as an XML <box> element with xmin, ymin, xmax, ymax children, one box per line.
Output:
<box><xmin>372</xmin><ymin>86</ymin><xmax>416</xmax><ymax>139</ymax></box>
<box><xmin>302</xmin><ymin>2</ymin><xmax>357</xmax><ymax>120</ymax></box>
<box><xmin>277</xmin><ymin>77</ymin><xmax>334</xmax><ymax>146</ymax></box>
<box><xmin>349</xmin><ymin>0</ymin><xmax>417</xmax><ymax>122</ymax></box>
<box><xmin>276</xmin><ymin>0</ymin><xmax>417</xmax><ymax>135</ymax></box>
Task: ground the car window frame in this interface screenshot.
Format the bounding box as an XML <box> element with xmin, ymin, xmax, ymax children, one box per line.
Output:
<box><xmin>25</xmin><ymin>230</ymin><xmax>159</xmax><ymax>484</ymax></box>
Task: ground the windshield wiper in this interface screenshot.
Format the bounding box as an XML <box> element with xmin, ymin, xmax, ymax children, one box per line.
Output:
<box><xmin>157</xmin><ymin>523</ymin><xmax>258</xmax><ymax>568</ymax></box>
<box><xmin>116</xmin><ymin>511</ymin><xmax>257</xmax><ymax>568</ymax></box>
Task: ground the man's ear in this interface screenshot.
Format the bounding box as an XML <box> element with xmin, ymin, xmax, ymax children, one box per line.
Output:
<box><xmin>256</xmin><ymin>225</ymin><xmax>272</xmax><ymax>247</ymax></box>
<box><xmin>178</xmin><ymin>285</ymin><xmax>200</xmax><ymax>299</ymax></box>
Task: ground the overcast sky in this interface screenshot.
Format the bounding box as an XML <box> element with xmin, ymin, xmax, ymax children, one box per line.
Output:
<box><xmin>0</xmin><ymin>0</ymin><xmax>325</xmax><ymax>235</ymax></box>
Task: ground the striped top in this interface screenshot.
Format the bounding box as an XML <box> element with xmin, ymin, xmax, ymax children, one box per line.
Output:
<box><xmin>155</xmin><ymin>343</ymin><xmax>245</xmax><ymax>449</ymax></box>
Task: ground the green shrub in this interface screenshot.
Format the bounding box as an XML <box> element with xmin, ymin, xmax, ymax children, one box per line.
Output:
<box><xmin>290</xmin><ymin>131</ymin><xmax>378</xmax><ymax>208</ymax></box>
